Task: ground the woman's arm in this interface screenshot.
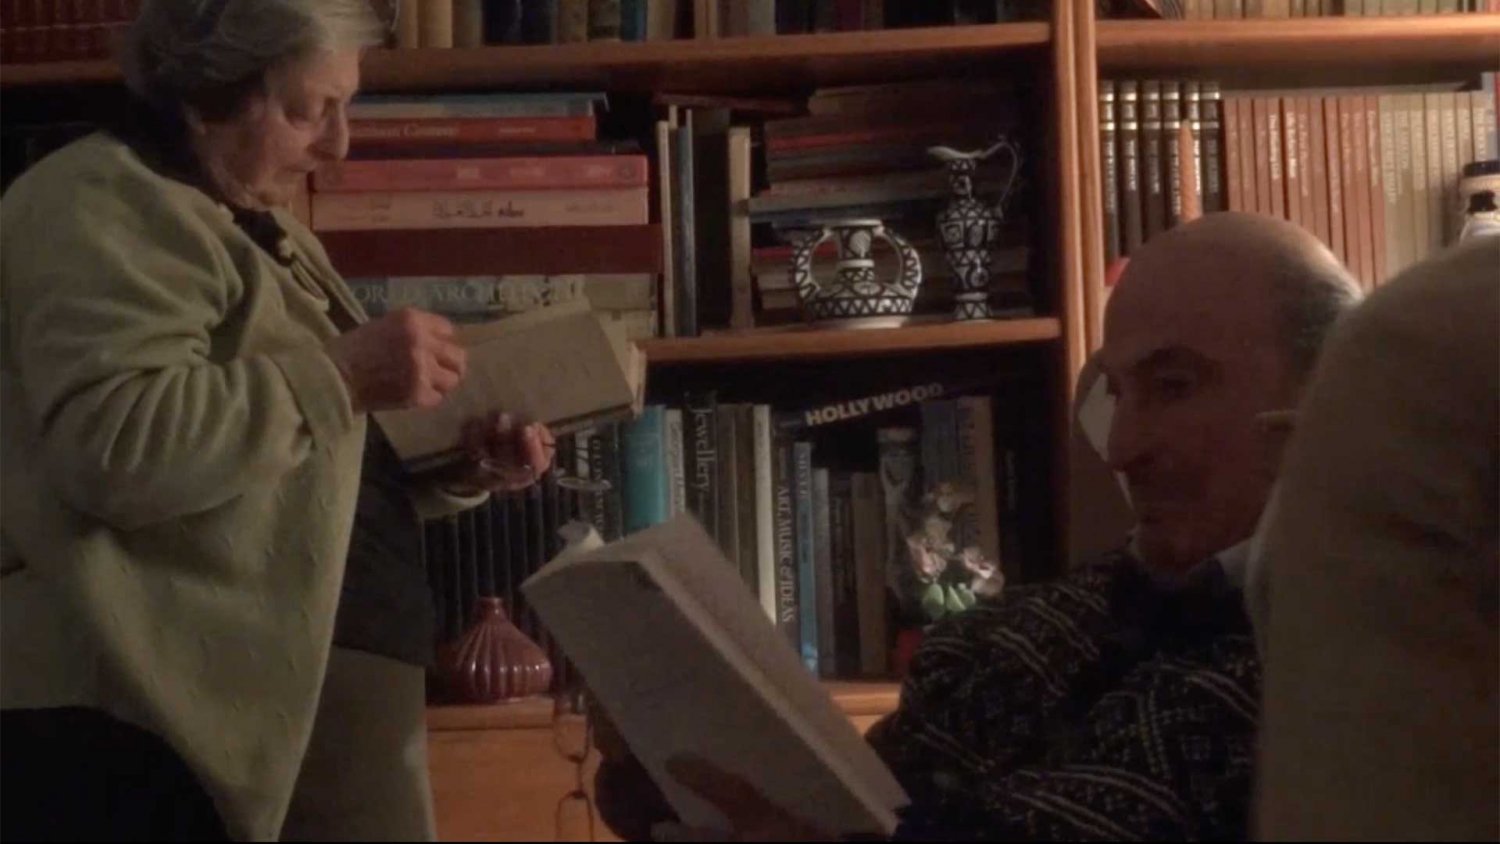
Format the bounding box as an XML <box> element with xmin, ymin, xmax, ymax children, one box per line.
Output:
<box><xmin>5</xmin><ymin>175</ymin><xmax>356</xmax><ymax>529</ymax></box>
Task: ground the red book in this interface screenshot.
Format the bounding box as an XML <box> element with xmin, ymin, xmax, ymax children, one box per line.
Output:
<box><xmin>348</xmin><ymin>116</ymin><xmax>597</xmax><ymax>148</ymax></box>
<box><xmin>313</xmin><ymin>154</ymin><xmax>650</xmax><ymax>193</ymax></box>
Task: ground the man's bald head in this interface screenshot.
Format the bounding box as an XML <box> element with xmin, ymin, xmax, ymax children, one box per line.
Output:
<box><xmin>1100</xmin><ymin>213</ymin><xmax>1361</xmax><ymax>575</ymax></box>
<box><xmin>1110</xmin><ymin>212</ymin><xmax>1361</xmax><ymax>385</ymax></box>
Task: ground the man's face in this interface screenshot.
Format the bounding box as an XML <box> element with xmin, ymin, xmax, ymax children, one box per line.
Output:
<box><xmin>1100</xmin><ymin>264</ymin><xmax>1298</xmax><ymax>576</ymax></box>
<box><xmin>199</xmin><ymin>48</ymin><xmax>360</xmax><ymax>208</ymax></box>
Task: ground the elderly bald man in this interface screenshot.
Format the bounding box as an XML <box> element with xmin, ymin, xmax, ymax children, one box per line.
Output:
<box><xmin>590</xmin><ymin>212</ymin><xmax>1362</xmax><ymax>842</ymax></box>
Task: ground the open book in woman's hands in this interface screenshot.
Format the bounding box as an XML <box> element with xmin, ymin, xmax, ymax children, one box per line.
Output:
<box><xmin>521</xmin><ymin>515</ymin><xmax>909</xmax><ymax>839</ymax></box>
<box><xmin>375</xmin><ymin>300</ymin><xmax>646</xmax><ymax>476</ymax></box>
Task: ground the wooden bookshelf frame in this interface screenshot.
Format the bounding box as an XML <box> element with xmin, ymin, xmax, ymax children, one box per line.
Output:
<box><xmin>0</xmin><ymin>23</ymin><xmax>1050</xmax><ymax>92</ymax></box>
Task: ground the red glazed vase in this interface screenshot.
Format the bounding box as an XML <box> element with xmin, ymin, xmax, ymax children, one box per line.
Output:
<box><xmin>436</xmin><ymin>597</ymin><xmax>553</xmax><ymax>704</ymax></box>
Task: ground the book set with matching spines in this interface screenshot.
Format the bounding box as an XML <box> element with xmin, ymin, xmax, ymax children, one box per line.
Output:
<box><xmin>1100</xmin><ymin>73</ymin><xmax>1498</xmax><ymax>289</ymax></box>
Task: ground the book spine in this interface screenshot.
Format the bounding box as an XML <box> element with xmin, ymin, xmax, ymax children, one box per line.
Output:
<box><xmin>955</xmin><ymin>395</ymin><xmax>1002</xmax><ymax>567</ymax></box>
<box><xmin>1101</xmin><ymin>81</ymin><xmax>1121</xmax><ymax>264</ymax></box>
<box><xmin>664</xmin><ymin>407</ymin><xmax>687</xmax><ymax>517</ymax></box>
<box><xmin>619</xmin><ymin>0</ymin><xmax>646</xmax><ymax>39</ymax></box>
<box><xmin>1390</xmin><ymin>94</ymin><xmax>1415</xmax><ymax>275</ymax></box>
<box><xmin>520</xmin><ymin>0</ymin><xmax>559</xmax><ymax>44</ymax></box>
<box><xmin>1186</xmin><ymin>82</ymin><xmax>1206</xmax><ymax>216</ymax></box>
<box><xmin>752</xmin><ymin>405</ymin><xmax>777</xmax><ymax>623</ymax></box>
<box><xmin>420</xmin><ymin>0</ymin><xmax>455</xmax><ymax>47</ymax></box>
<box><xmin>599</xmin><ymin>425</ymin><xmax>626</xmax><ymax>540</ymax></box>
<box><xmin>558</xmin><ymin>0</ymin><xmax>589</xmax><ymax>41</ymax></box>
<box><xmin>1407</xmin><ymin>93</ymin><xmax>1431</xmax><ymax>265</ymax></box>
<box><xmin>348</xmin><ymin>116</ymin><xmax>597</xmax><ymax>145</ymax></box>
<box><xmin>1118</xmin><ymin>81</ymin><xmax>1144</xmax><ymax>253</ymax></box>
<box><xmin>673</xmin><ymin>119</ymin><xmax>698</xmax><ymax>337</ymax></box>
<box><xmin>1310</xmin><ymin>96</ymin><xmax>1332</xmax><ymax>251</ymax></box>
<box><xmin>734</xmin><ymin>404</ymin><xmax>760</xmax><ymax>598</ymax></box>
<box><xmin>1202</xmin><ymin>82</ymin><xmax>1224</xmax><ymax>214</ymax></box>
<box><xmin>622</xmin><ymin>405</ymin><xmax>669</xmax><ymax>534</ymax></box>
<box><xmin>1423</xmin><ymin>92</ymin><xmax>1444</xmax><ymax>256</ymax></box>
<box><xmin>588</xmin><ymin>0</ymin><xmax>622</xmax><ymax>39</ymax></box>
<box><xmin>714</xmin><ymin>404</ymin><xmax>744</xmax><ymax>583</ymax></box>
<box><xmin>1325</xmin><ymin>97</ymin><xmax>1347</xmax><ymax>266</ymax></box>
<box><xmin>350</xmin><ymin>95</ymin><xmax>601</xmax><ymax>120</ymax></box>
<box><xmin>1377</xmin><ymin>95</ymin><xmax>1400</xmax><ymax>279</ymax></box>
<box><xmin>1224</xmin><ymin>93</ymin><xmax>1243</xmax><ymax>211</ymax></box>
<box><xmin>727</xmin><ymin>126</ymin><xmax>755</xmax><ymax>330</ymax></box>
<box><xmin>851</xmin><ymin>472</ymin><xmax>888</xmax><ymax>677</ymax></box>
<box><xmin>1237</xmin><ymin>97</ymin><xmax>1259</xmax><ymax>220</ymax></box>
<box><xmin>828</xmin><ymin>472</ymin><xmax>861</xmax><ymax>677</ymax></box>
<box><xmin>308</xmin><ymin>188</ymin><xmax>649</xmax><ymax>231</ymax></box>
<box><xmin>1253</xmin><ymin>98</ymin><xmax>1273</xmax><ymax>217</ymax></box>
<box><xmin>1164</xmin><ymin>83</ymin><xmax>1184</xmax><ymax>226</ymax></box>
<box><xmin>683</xmin><ymin>391</ymin><xmax>719</xmax><ymax>538</ymax></box>
<box><xmin>772</xmin><ymin>438</ymin><xmax>800</xmax><ymax>650</ymax></box>
<box><xmin>1347</xmin><ymin>96</ymin><xmax>1374</xmax><ymax>289</ymax></box>
<box><xmin>312</xmin><ymin>155</ymin><xmax>650</xmax><ymax>193</ymax></box>
<box><xmin>454</xmin><ymin>0</ymin><xmax>485</xmax><ymax>46</ymax></box>
<box><xmin>876</xmin><ymin>426</ymin><xmax>919</xmax><ymax>615</ymax></box>
<box><xmin>1473</xmin><ymin>89</ymin><xmax>1497</xmax><ymax>164</ymax></box>
<box><xmin>1283</xmin><ymin>98</ymin><xmax>1304</xmax><ymax>229</ymax></box>
<box><xmin>1266</xmin><ymin>95</ymin><xmax>1285</xmax><ymax>220</ymax></box>
<box><xmin>654</xmin><ymin>118</ymin><xmax>677</xmax><ymax>338</ymax></box>
<box><xmin>793</xmin><ymin>441</ymin><xmax>820</xmax><ymax>675</ymax></box>
<box><xmin>1141</xmin><ymin>81</ymin><xmax>1167</xmax><ymax>240</ymax></box>
<box><xmin>1296</xmin><ymin>97</ymin><xmax>1317</xmax><ymax>242</ymax></box>
<box><xmin>812</xmin><ymin>467</ymin><xmax>835</xmax><ymax>677</ymax></box>
<box><xmin>1448</xmin><ymin>91</ymin><xmax>1469</xmax><ymax>246</ymax></box>
<box><xmin>1365</xmin><ymin>96</ymin><xmax>1387</xmax><ymax>287</ymax></box>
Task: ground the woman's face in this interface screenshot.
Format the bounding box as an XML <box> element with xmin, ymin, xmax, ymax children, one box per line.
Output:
<box><xmin>194</xmin><ymin>48</ymin><xmax>361</xmax><ymax>209</ymax></box>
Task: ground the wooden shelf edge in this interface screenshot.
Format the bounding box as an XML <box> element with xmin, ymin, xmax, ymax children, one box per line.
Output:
<box><xmin>427</xmin><ymin>680</ymin><xmax>901</xmax><ymax>732</ymax></box>
<box><xmin>1</xmin><ymin>24</ymin><xmax>1049</xmax><ymax>91</ymax></box>
<box><xmin>641</xmin><ymin>316</ymin><xmax>1061</xmax><ymax>365</ymax></box>
<box><xmin>1097</xmin><ymin>14</ymin><xmax>1500</xmax><ymax>71</ymax></box>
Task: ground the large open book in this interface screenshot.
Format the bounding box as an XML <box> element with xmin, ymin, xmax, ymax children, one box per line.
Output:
<box><xmin>521</xmin><ymin>515</ymin><xmax>910</xmax><ymax>837</ymax></box>
<box><xmin>375</xmin><ymin>299</ymin><xmax>647</xmax><ymax>475</ymax></box>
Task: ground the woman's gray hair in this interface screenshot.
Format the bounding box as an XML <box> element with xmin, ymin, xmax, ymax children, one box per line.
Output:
<box><xmin>123</xmin><ymin>0</ymin><xmax>388</xmax><ymax>120</ymax></box>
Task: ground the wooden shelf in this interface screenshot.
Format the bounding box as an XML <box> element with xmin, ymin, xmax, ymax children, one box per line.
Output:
<box><xmin>426</xmin><ymin>680</ymin><xmax>900</xmax><ymax>732</ymax></box>
<box><xmin>319</xmin><ymin>225</ymin><xmax>663</xmax><ymax>276</ymax></box>
<box><xmin>640</xmin><ymin>316</ymin><xmax>1060</xmax><ymax>365</ymax></box>
<box><xmin>0</xmin><ymin>59</ymin><xmax>117</xmax><ymax>87</ymax></box>
<box><xmin>1097</xmin><ymin>15</ymin><xmax>1500</xmax><ymax>77</ymax></box>
<box><xmin>0</xmin><ymin>24</ymin><xmax>1049</xmax><ymax>93</ymax></box>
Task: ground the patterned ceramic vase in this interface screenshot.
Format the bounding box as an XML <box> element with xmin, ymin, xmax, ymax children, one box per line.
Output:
<box><xmin>435</xmin><ymin>596</ymin><xmax>553</xmax><ymax>704</ymax></box>
<box><xmin>789</xmin><ymin>219</ymin><xmax>922</xmax><ymax>328</ymax></box>
<box><xmin>931</xmin><ymin>138</ymin><xmax>1022</xmax><ymax>321</ymax></box>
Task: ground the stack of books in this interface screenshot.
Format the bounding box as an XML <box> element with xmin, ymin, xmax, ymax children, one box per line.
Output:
<box><xmin>318</xmin><ymin>91</ymin><xmax>659</xmax><ymax>339</ymax></box>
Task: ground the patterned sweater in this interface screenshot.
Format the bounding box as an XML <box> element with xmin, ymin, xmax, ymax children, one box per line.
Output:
<box><xmin>868</xmin><ymin>551</ymin><xmax>1261</xmax><ymax>841</ymax></box>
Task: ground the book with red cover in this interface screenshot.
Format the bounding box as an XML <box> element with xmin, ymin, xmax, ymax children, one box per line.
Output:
<box><xmin>348</xmin><ymin>116</ymin><xmax>597</xmax><ymax>147</ymax></box>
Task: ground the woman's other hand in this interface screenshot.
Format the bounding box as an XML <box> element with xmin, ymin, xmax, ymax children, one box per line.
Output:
<box><xmin>446</xmin><ymin>412</ymin><xmax>557</xmax><ymax>494</ymax></box>
<box><xmin>326</xmin><ymin>308</ymin><xmax>466</xmax><ymax>412</ymax></box>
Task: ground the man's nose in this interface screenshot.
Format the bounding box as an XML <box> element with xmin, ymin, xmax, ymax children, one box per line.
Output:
<box><xmin>1105</xmin><ymin>397</ymin><xmax>1151</xmax><ymax>473</ymax></box>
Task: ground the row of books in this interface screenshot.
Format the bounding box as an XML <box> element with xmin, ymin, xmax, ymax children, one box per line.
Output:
<box><xmin>0</xmin><ymin>0</ymin><xmax>137</xmax><ymax>64</ymax></box>
<box><xmin>1100</xmin><ymin>75</ymin><xmax>1498</xmax><ymax>288</ymax></box>
<box><xmin>308</xmin><ymin>91</ymin><xmax>651</xmax><ymax>231</ymax></box>
<box><xmin>561</xmin><ymin>383</ymin><xmax>1015</xmax><ymax>679</ymax></box>
<box><xmin>1175</xmin><ymin>0</ymin><xmax>1497</xmax><ymax>15</ymax></box>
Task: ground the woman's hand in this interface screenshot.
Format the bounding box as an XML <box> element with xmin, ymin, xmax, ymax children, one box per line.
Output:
<box><xmin>445</xmin><ymin>412</ymin><xmax>557</xmax><ymax>495</ymax></box>
<box><xmin>325</xmin><ymin>308</ymin><xmax>467</xmax><ymax>412</ymax></box>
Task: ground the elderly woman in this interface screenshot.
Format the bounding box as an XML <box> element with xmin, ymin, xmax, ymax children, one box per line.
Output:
<box><xmin>0</xmin><ymin>1</ymin><xmax>553</xmax><ymax>840</ymax></box>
